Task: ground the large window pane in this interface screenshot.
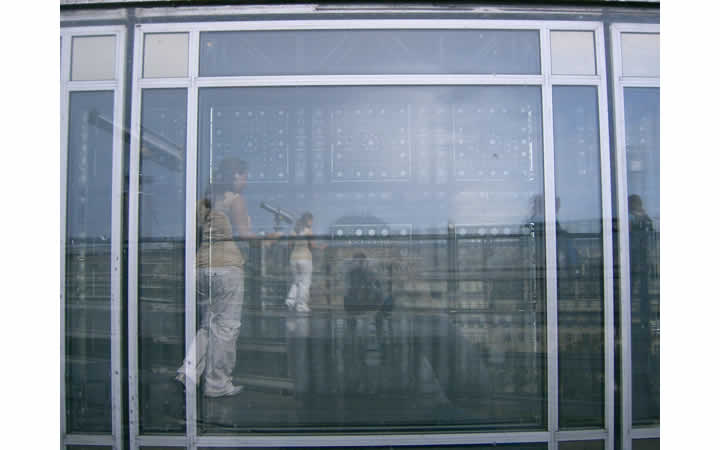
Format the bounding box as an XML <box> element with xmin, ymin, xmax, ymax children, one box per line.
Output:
<box><xmin>553</xmin><ymin>86</ymin><xmax>604</xmax><ymax>428</ymax></box>
<box><xmin>200</xmin><ymin>30</ymin><xmax>540</xmax><ymax>76</ymax></box>
<box><xmin>138</xmin><ymin>89</ymin><xmax>188</xmax><ymax>433</ymax></box>
<box><xmin>624</xmin><ymin>88</ymin><xmax>660</xmax><ymax>426</ymax></box>
<box><xmin>184</xmin><ymin>85</ymin><xmax>546</xmax><ymax>432</ymax></box>
<box><xmin>65</xmin><ymin>91</ymin><xmax>114</xmax><ymax>433</ymax></box>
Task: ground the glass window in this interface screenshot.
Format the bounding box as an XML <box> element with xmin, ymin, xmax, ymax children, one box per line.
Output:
<box><xmin>550</xmin><ymin>31</ymin><xmax>596</xmax><ymax>76</ymax></box>
<box><xmin>558</xmin><ymin>441</ymin><xmax>604</xmax><ymax>450</ymax></box>
<box><xmin>65</xmin><ymin>91</ymin><xmax>115</xmax><ymax>433</ymax></box>
<box><xmin>552</xmin><ymin>86</ymin><xmax>604</xmax><ymax>429</ymax></box>
<box><xmin>177</xmin><ymin>85</ymin><xmax>547</xmax><ymax>432</ymax></box>
<box><xmin>199</xmin><ymin>30</ymin><xmax>541</xmax><ymax>76</ymax></box>
<box><xmin>621</xmin><ymin>33</ymin><xmax>659</xmax><ymax>78</ymax></box>
<box><xmin>632</xmin><ymin>439</ymin><xmax>659</xmax><ymax>450</ymax></box>
<box><xmin>71</xmin><ymin>35</ymin><xmax>116</xmax><ymax>81</ymax></box>
<box><xmin>138</xmin><ymin>89</ymin><xmax>188</xmax><ymax>433</ymax></box>
<box><xmin>144</xmin><ymin>33</ymin><xmax>189</xmax><ymax>78</ymax></box>
<box><xmin>624</xmin><ymin>88</ymin><xmax>660</xmax><ymax>426</ymax></box>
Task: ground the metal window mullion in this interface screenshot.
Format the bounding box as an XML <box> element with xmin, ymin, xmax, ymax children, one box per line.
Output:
<box><xmin>185</xmin><ymin>28</ymin><xmax>201</xmax><ymax>450</ymax></box>
<box><xmin>612</xmin><ymin>23</ymin><xmax>660</xmax><ymax>34</ymax></box>
<box><xmin>540</xmin><ymin>25</ymin><xmax>559</xmax><ymax>450</ymax></box>
<box><xmin>138</xmin><ymin>78</ymin><xmax>192</xmax><ymax>88</ymax></box>
<box><xmin>556</xmin><ymin>430</ymin><xmax>608</xmax><ymax>442</ymax></box>
<box><xmin>110</xmin><ymin>28</ymin><xmax>126</xmax><ymax>450</ymax></box>
<box><xmin>194</xmin><ymin>74</ymin><xmax>544</xmax><ymax>88</ymax></box>
<box><xmin>127</xmin><ymin>24</ymin><xmax>145</xmax><ymax>450</ymax></box>
<box><xmin>594</xmin><ymin>23</ymin><xmax>616</xmax><ymax>450</ymax></box>
<box><xmin>66</xmin><ymin>80</ymin><xmax>119</xmax><ymax>91</ymax></box>
<box><xmin>631</xmin><ymin>427</ymin><xmax>660</xmax><ymax>440</ymax></box>
<box><xmin>137</xmin><ymin>435</ymin><xmax>189</xmax><ymax>447</ymax></box>
<box><xmin>64</xmin><ymin>434</ymin><xmax>115</xmax><ymax>446</ymax></box>
<box><xmin>547</xmin><ymin>75</ymin><xmax>602</xmax><ymax>85</ymax></box>
<box><xmin>618</xmin><ymin>78</ymin><xmax>659</xmax><ymax>88</ymax></box>
<box><xmin>137</xmin><ymin>19</ymin><xmax>548</xmax><ymax>33</ymax></box>
<box><xmin>59</xmin><ymin>33</ymin><xmax>71</xmax><ymax>447</ymax></box>
<box><xmin>196</xmin><ymin>431</ymin><xmax>551</xmax><ymax>447</ymax></box>
<box><xmin>610</xmin><ymin>24</ymin><xmax>633</xmax><ymax>450</ymax></box>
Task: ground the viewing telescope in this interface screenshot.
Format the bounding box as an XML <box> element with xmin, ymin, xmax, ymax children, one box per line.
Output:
<box><xmin>260</xmin><ymin>202</ymin><xmax>295</xmax><ymax>229</ymax></box>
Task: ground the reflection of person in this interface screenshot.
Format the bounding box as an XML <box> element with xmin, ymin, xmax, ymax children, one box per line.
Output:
<box><xmin>342</xmin><ymin>252</ymin><xmax>386</xmax><ymax>393</ymax></box>
<box><xmin>285</xmin><ymin>212</ymin><xmax>325</xmax><ymax>313</ymax></box>
<box><xmin>344</xmin><ymin>252</ymin><xmax>384</xmax><ymax>315</ymax></box>
<box><xmin>628</xmin><ymin>195</ymin><xmax>658</xmax><ymax>416</ymax></box>
<box><xmin>628</xmin><ymin>193</ymin><xmax>654</xmax><ymax>314</ymax></box>
<box><xmin>175</xmin><ymin>159</ymin><xmax>250</xmax><ymax>397</ymax></box>
<box><xmin>526</xmin><ymin>195</ymin><xmax>578</xmax><ymax>269</ymax></box>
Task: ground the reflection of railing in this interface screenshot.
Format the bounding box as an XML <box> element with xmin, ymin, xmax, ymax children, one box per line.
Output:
<box><xmin>127</xmin><ymin>230</ymin><xmax>611</xmax><ymax>429</ymax></box>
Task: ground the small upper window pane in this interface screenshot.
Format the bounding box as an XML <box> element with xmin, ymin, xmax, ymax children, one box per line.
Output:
<box><xmin>143</xmin><ymin>33</ymin><xmax>189</xmax><ymax>78</ymax></box>
<box><xmin>621</xmin><ymin>33</ymin><xmax>660</xmax><ymax>78</ymax></box>
<box><xmin>199</xmin><ymin>29</ymin><xmax>541</xmax><ymax>76</ymax></box>
<box><xmin>71</xmin><ymin>35</ymin><xmax>115</xmax><ymax>81</ymax></box>
<box><xmin>551</xmin><ymin>31</ymin><xmax>596</xmax><ymax>75</ymax></box>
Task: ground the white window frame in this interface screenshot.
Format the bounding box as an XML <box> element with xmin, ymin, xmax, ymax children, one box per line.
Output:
<box><xmin>610</xmin><ymin>22</ymin><xmax>661</xmax><ymax>450</ymax></box>
<box><xmin>60</xmin><ymin>25</ymin><xmax>126</xmax><ymax>450</ymax></box>
<box><xmin>127</xmin><ymin>18</ymin><xmax>614</xmax><ymax>450</ymax></box>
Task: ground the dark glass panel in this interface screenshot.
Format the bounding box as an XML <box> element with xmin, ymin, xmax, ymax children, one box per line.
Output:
<box><xmin>553</xmin><ymin>86</ymin><xmax>605</xmax><ymax>428</ymax></box>
<box><xmin>65</xmin><ymin>91</ymin><xmax>114</xmax><ymax>433</ymax></box>
<box><xmin>138</xmin><ymin>89</ymin><xmax>188</xmax><ymax>433</ymax></box>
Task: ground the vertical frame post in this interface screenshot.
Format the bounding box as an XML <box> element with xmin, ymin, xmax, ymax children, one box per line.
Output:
<box><xmin>110</xmin><ymin>27</ymin><xmax>127</xmax><ymax>450</ymax></box>
<box><xmin>540</xmin><ymin>24</ymin><xmax>560</xmax><ymax>450</ymax></box>
<box><xmin>128</xmin><ymin>24</ymin><xmax>145</xmax><ymax>450</ymax></box>
<box><xmin>185</xmin><ymin>29</ymin><xmax>201</xmax><ymax>450</ymax></box>
<box><xmin>59</xmin><ymin>30</ymin><xmax>71</xmax><ymax>450</ymax></box>
<box><xmin>594</xmin><ymin>23</ymin><xmax>616</xmax><ymax>450</ymax></box>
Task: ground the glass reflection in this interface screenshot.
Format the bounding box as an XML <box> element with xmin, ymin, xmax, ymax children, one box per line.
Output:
<box><xmin>138</xmin><ymin>89</ymin><xmax>188</xmax><ymax>432</ymax></box>
<box><xmin>624</xmin><ymin>88</ymin><xmax>660</xmax><ymax>426</ymax></box>
<box><xmin>65</xmin><ymin>91</ymin><xmax>114</xmax><ymax>433</ymax></box>
<box><xmin>553</xmin><ymin>86</ymin><xmax>605</xmax><ymax>428</ymax></box>
<box><xmin>188</xmin><ymin>85</ymin><xmax>547</xmax><ymax>431</ymax></box>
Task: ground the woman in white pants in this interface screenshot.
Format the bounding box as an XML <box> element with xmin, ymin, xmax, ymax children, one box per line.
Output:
<box><xmin>285</xmin><ymin>212</ymin><xmax>324</xmax><ymax>312</ymax></box>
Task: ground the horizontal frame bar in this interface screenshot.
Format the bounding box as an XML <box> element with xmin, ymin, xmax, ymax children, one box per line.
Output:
<box><xmin>136</xmin><ymin>19</ymin><xmax>605</xmax><ymax>33</ymax></box>
<box><xmin>557</xmin><ymin>430</ymin><xmax>608</xmax><ymax>441</ymax></box>
<box><xmin>193</xmin><ymin>75</ymin><xmax>545</xmax><ymax>87</ymax></box>
<box><xmin>131</xmin><ymin>5</ymin><xmax>608</xmax><ymax>19</ymax></box>
<box><xmin>548</xmin><ymin>76</ymin><xmax>602</xmax><ymax>85</ymax></box>
<box><xmin>64</xmin><ymin>434</ymin><xmax>114</xmax><ymax>446</ymax></box>
<box><xmin>618</xmin><ymin>78</ymin><xmax>660</xmax><ymax>88</ymax></box>
<box><xmin>137</xmin><ymin>435</ymin><xmax>189</xmax><ymax>447</ymax></box>
<box><xmin>196</xmin><ymin>432</ymin><xmax>551</xmax><ymax>447</ymax></box>
<box><xmin>631</xmin><ymin>427</ymin><xmax>660</xmax><ymax>440</ymax></box>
